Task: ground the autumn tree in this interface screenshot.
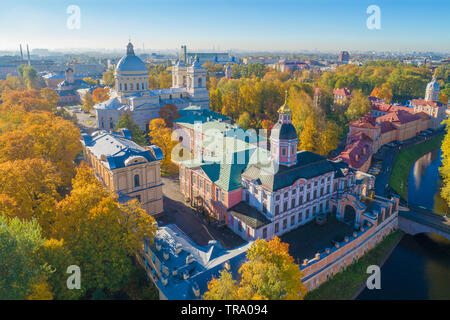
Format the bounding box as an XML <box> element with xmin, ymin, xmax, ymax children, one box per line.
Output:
<box><xmin>82</xmin><ymin>92</ymin><xmax>95</xmax><ymax>112</ymax></box>
<box><xmin>440</xmin><ymin>119</ymin><xmax>450</xmax><ymax>206</ymax></box>
<box><xmin>346</xmin><ymin>90</ymin><xmax>372</xmax><ymax>121</ymax></box>
<box><xmin>203</xmin><ymin>269</ymin><xmax>239</xmax><ymax>300</ymax></box>
<box><xmin>0</xmin><ymin>159</ymin><xmax>61</xmax><ymax>230</ymax></box>
<box><xmin>115</xmin><ymin>112</ymin><xmax>147</xmax><ymax>146</ymax></box>
<box><xmin>148</xmin><ymin>118</ymin><xmax>178</xmax><ymax>172</ymax></box>
<box><xmin>83</xmin><ymin>77</ymin><xmax>98</xmax><ymax>86</ymax></box>
<box><xmin>158</xmin><ymin>104</ymin><xmax>181</xmax><ymax>127</ymax></box>
<box><xmin>370</xmin><ymin>82</ymin><xmax>393</xmax><ymax>102</ymax></box>
<box><xmin>92</xmin><ymin>87</ymin><xmax>110</xmax><ymax>104</ymax></box>
<box><xmin>238</xmin><ymin>111</ymin><xmax>251</xmax><ymax>130</ymax></box>
<box><xmin>0</xmin><ymin>112</ymin><xmax>82</xmax><ymax>186</ymax></box>
<box><xmin>102</xmin><ymin>68</ymin><xmax>115</xmax><ymax>87</ymax></box>
<box><xmin>51</xmin><ymin>164</ymin><xmax>156</xmax><ymax>293</ymax></box>
<box><xmin>204</xmin><ymin>237</ymin><xmax>306</xmax><ymax>300</ymax></box>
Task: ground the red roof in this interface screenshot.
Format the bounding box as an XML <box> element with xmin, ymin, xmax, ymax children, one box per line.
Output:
<box><xmin>349</xmin><ymin>113</ymin><xmax>377</xmax><ymax>129</ymax></box>
<box><xmin>377</xmin><ymin>110</ymin><xmax>421</xmax><ymax>125</ymax></box>
<box><xmin>333</xmin><ymin>88</ymin><xmax>351</xmax><ymax>97</ymax></box>
<box><xmin>335</xmin><ymin>132</ymin><xmax>373</xmax><ymax>170</ymax></box>
<box><xmin>410</xmin><ymin>99</ymin><xmax>445</xmax><ymax>108</ymax></box>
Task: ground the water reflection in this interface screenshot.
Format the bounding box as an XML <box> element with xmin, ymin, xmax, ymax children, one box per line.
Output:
<box><xmin>408</xmin><ymin>148</ymin><xmax>449</xmax><ymax>214</ymax></box>
<box><xmin>357</xmin><ymin>234</ymin><xmax>450</xmax><ymax>300</ymax></box>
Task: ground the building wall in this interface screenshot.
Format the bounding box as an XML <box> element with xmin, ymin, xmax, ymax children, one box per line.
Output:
<box><xmin>83</xmin><ymin>145</ymin><xmax>163</xmax><ymax>216</ymax></box>
<box><xmin>301</xmin><ymin>211</ymin><xmax>398</xmax><ymax>292</ymax></box>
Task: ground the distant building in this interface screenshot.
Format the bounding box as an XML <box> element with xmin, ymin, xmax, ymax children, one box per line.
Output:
<box><xmin>225</xmin><ymin>64</ymin><xmax>232</xmax><ymax>79</ymax></box>
<box><xmin>80</xmin><ymin>129</ymin><xmax>164</xmax><ymax>216</ymax></box>
<box><xmin>55</xmin><ymin>66</ymin><xmax>93</xmax><ymax>105</ymax></box>
<box><xmin>138</xmin><ymin>223</ymin><xmax>251</xmax><ymax>300</ymax></box>
<box><xmin>333</xmin><ymin>87</ymin><xmax>352</xmax><ymax>104</ymax></box>
<box><xmin>338</xmin><ymin>51</ymin><xmax>350</xmax><ymax>64</ymax></box>
<box><xmin>94</xmin><ymin>42</ymin><xmax>210</xmax><ymax>131</ymax></box>
<box><xmin>410</xmin><ymin>78</ymin><xmax>447</xmax><ymax>129</ymax></box>
<box><xmin>180</xmin><ymin>45</ymin><xmax>235</xmax><ymax>65</ymax></box>
<box><xmin>335</xmin><ymin>83</ymin><xmax>440</xmax><ymax>172</ymax></box>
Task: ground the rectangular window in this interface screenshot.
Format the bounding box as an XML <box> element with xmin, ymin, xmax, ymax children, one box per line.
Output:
<box><xmin>306</xmin><ymin>209</ymin><xmax>310</xmax><ymax>219</ymax></box>
<box><xmin>283</xmin><ymin>202</ymin><xmax>288</xmax><ymax>212</ymax></box>
<box><xmin>216</xmin><ymin>188</ymin><xmax>219</xmax><ymax>200</ymax></box>
<box><xmin>221</xmin><ymin>191</ymin><xmax>225</xmax><ymax>202</ymax></box>
<box><xmin>313</xmin><ymin>190</ymin><xmax>317</xmax><ymax>199</ymax></box>
<box><xmin>283</xmin><ymin>219</ymin><xmax>287</xmax><ymax>230</ymax></box>
<box><xmin>299</xmin><ymin>196</ymin><xmax>303</xmax><ymax>205</ymax></box>
<box><xmin>319</xmin><ymin>203</ymin><xmax>323</xmax><ymax>212</ymax></box>
<box><xmin>307</xmin><ymin>193</ymin><xmax>310</xmax><ymax>202</ymax></box>
<box><xmin>275</xmin><ymin>205</ymin><xmax>280</xmax><ymax>215</ymax></box>
<box><xmin>276</xmin><ymin>194</ymin><xmax>280</xmax><ymax>201</ymax></box>
<box><xmin>275</xmin><ymin>223</ymin><xmax>279</xmax><ymax>233</ymax></box>
<box><xmin>284</xmin><ymin>192</ymin><xmax>288</xmax><ymax>198</ymax></box>
<box><xmin>263</xmin><ymin>227</ymin><xmax>267</xmax><ymax>239</ymax></box>
<box><xmin>300</xmin><ymin>186</ymin><xmax>304</xmax><ymax>192</ymax></box>
<box><xmin>290</xmin><ymin>215</ymin><xmax>295</xmax><ymax>226</ymax></box>
<box><xmin>298</xmin><ymin>211</ymin><xmax>302</xmax><ymax>222</ymax></box>
<box><xmin>327</xmin><ymin>185</ymin><xmax>330</xmax><ymax>194</ymax></box>
<box><xmin>291</xmin><ymin>198</ymin><xmax>296</xmax><ymax>208</ymax></box>
<box><xmin>320</xmin><ymin>188</ymin><xmax>324</xmax><ymax>197</ymax></box>
<box><xmin>292</xmin><ymin>189</ymin><xmax>297</xmax><ymax>194</ymax></box>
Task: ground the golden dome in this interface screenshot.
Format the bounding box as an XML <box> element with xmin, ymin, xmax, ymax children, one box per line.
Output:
<box><xmin>278</xmin><ymin>90</ymin><xmax>291</xmax><ymax>114</ymax></box>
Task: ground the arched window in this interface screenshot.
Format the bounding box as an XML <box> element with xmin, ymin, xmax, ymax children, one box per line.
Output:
<box><xmin>134</xmin><ymin>174</ymin><xmax>140</xmax><ymax>187</ymax></box>
<box><xmin>124</xmin><ymin>83</ymin><xmax>127</xmax><ymax>91</ymax></box>
<box><xmin>119</xmin><ymin>83</ymin><xmax>122</xmax><ymax>91</ymax></box>
<box><xmin>142</xmin><ymin>82</ymin><xmax>144</xmax><ymax>90</ymax></box>
<box><xmin>198</xmin><ymin>77</ymin><xmax>202</xmax><ymax>87</ymax></box>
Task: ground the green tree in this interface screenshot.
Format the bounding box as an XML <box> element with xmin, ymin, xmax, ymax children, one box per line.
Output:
<box><xmin>0</xmin><ymin>215</ymin><xmax>51</xmax><ymax>299</ymax></box>
<box><xmin>115</xmin><ymin>112</ymin><xmax>147</xmax><ymax>146</ymax></box>
<box><xmin>346</xmin><ymin>90</ymin><xmax>371</xmax><ymax>121</ymax></box>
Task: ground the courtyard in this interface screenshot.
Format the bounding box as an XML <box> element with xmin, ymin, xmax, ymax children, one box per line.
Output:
<box><xmin>281</xmin><ymin>213</ymin><xmax>354</xmax><ymax>263</ymax></box>
<box><xmin>158</xmin><ymin>174</ymin><xmax>246</xmax><ymax>249</ymax></box>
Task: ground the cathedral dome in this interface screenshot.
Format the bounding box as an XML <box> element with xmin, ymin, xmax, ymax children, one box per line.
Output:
<box><xmin>270</xmin><ymin>122</ymin><xmax>298</xmax><ymax>140</ymax></box>
<box><xmin>116</xmin><ymin>42</ymin><xmax>147</xmax><ymax>73</ymax></box>
<box><xmin>426</xmin><ymin>78</ymin><xmax>440</xmax><ymax>91</ymax></box>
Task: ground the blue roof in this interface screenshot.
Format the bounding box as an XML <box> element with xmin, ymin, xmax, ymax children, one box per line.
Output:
<box><xmin>116</xmin><ymin>54</ymin><xmax>147</xmax><ymax>72</ymax></box>
<box><xmin>81</xmin><ymin>130</ymin><xmax>159</xmax><ymax>170</ymax></box>
<box><xmin>151</xmin><ymin>224</ymin><xmax>252</xmax><ymax>300</ymax></box>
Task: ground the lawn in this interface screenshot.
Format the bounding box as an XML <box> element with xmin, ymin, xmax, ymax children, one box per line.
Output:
<box><xmin>389</xmin><ymin>134</ymin><xmax>444</xmax><ymax>200</ymax></box>
<box><xmin>305</xmin><ymin>230</ymin><xmax>403</xmax><ymax>300</ymax></box>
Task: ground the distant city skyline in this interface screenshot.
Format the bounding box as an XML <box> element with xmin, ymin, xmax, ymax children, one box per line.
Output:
<box><xmin>1</xmin><ymin>0</ymin><xmax>449</xmax><ymax>53</ymax></box>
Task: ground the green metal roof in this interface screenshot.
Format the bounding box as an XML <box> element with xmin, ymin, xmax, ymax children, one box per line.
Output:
<box><xmin>229</xmin><ymin>201</ymin><xmax>271</xmax><ymax>229</ymax></box>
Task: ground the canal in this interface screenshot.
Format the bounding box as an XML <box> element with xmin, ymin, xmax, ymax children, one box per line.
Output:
<box><xmin>357</xmin><ymin>147</ymin><xmax>450</xmax><ymax>299</ymax></box>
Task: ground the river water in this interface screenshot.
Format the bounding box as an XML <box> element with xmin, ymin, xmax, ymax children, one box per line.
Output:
<box><xmin>357</xmin><ymin>148</ymin><xmax>450</xmax><ymax>300</ymax></box>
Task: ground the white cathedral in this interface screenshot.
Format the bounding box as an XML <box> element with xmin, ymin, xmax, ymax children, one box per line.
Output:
<box><xmin>95</xmin><ymin>42</ymin><xmax>210</xmax><ymax>131</ymax></box>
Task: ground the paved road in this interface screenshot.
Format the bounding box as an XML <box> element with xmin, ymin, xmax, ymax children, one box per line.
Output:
<box><xmin>157</xmin><ymin>174</ymin><xmax>245</xmax><ymax>249</ymax></box>
<box><xmin>399</xmin><ymin>205</ymin><xmax>450</xmax><ymax>234</ymax></box>
<box><xmin>373</xmin><ymin>129</ymin><xmax>444</xmax><ymax>198</ymax></box>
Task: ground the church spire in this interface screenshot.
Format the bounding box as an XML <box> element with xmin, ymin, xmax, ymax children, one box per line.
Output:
<box><xmin>126</xmin><ymin>41</ymin><xmax>135</xmax><ymax>56</ymax></box>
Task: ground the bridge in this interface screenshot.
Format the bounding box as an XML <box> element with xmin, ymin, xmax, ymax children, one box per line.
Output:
<box><xmin>398</xmin><ymin>206</ymin><xmax>450</xmax><ymax>240</ymax></box>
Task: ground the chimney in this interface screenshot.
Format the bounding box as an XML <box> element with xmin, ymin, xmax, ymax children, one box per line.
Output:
<box><xmin>26</xmin><ymin>44</ymin><xmax>31</xmax><ymax>66</ymax></box>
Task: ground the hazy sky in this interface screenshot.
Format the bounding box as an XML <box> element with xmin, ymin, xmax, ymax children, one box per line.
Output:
<box><xmin>1</xmin><ymin>0</ymin><xmax>449</xmax><ymax>53</ymax></box>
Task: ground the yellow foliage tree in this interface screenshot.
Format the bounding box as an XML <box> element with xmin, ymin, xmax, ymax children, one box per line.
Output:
<box><xmin>0</xmin><ymin>158</ymin><xmax>61</xmax><ymax>230</ymax></box>
<box><xmin>52</xmin><ymin>164</ymin><xmax>156</xmax><ymax>292</ymax></box>
<box><xmin>26</xmin><ymin>280</ymin><xmax>54</xmax><ymax>300</ymax></box>
<box><xmin>204</xmin><ymin>237</ymin><xmax>306</xmax><ymax>300</ymax></box>
<box><xmin>148</xmin><ymin>118</ymin><xmax>178</xmax><ymax>172</ymax></box>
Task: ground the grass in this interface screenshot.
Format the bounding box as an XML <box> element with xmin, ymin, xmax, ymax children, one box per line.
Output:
<box><xmin>305</xmin><ymin>230</ymin><xmax>403</xmax><ymax>300</ymax></box>
<box><xmin>389</xmin><ymin>134</ymin><xmax>444</xmax><ymax>200</ymax></box>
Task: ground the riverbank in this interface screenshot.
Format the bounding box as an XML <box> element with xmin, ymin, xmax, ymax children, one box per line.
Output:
<box><xmin>304</xmin><ymin>230</ymin><xmax>403</xmax><ymax>300</ymax></box>
<box><xmin>389</xmin><ymin>133</ymin><xmax>444</xmax><ymax>201</ymax></box>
